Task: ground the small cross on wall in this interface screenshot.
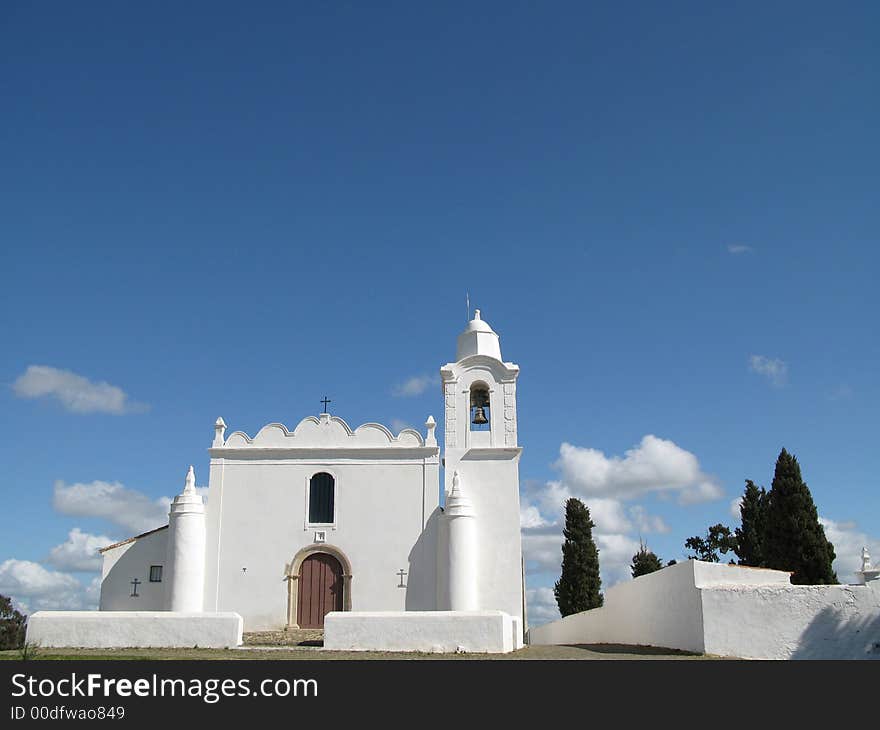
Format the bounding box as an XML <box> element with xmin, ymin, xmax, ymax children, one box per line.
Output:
<box><xmin>130</xmin><ymin>578</ymin><xmax>141</xmax><ymax>597</ymax></box>
<box><xmin>397</xmin><ymin>569</ymin><xmax>408</xmax><ymax>588</ymax></box>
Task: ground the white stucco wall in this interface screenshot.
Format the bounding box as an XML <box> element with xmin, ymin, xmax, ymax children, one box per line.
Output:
<box><xmin>529</xmin><ymin>559</ymin><xmax>707</xmax><ymax>653</ymax></box>
<box><xmin>701</xmin><ymin>581</ymin><xmax>880</xmax><ymax>659</ymax></box>
<box><xmin>692</xmin><ymin>561</ymin><xmax>792</xmax><ymax>587</ymax></box>
<box><xmin>324</xmin><ymin>610</ymin><xmax>516</xmax><ymax>653</ymax></box>
<box><xmin>99</xmin><ymin>527</ymin><xmax>169</xmax><ymax>611</ymax></box>
<box><xmin>203</xmin><ymin>415</ymin><xmax>441</xmax><ymax>630</ymax></box>
<box><xmin>26</xmin><ymin>611</ymin><xmax>243</xmax><ymax>649</ymax></box>
<box><xmin>529</xmin><ymin>560</ymin><xmax>880</xmax><ymax>659</ymax></box>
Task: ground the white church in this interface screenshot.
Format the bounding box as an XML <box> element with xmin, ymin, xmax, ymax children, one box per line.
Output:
<box><xmin>28</xmin><ymin>309</ymin><xmax>880</xmax><ymax>657</ymax></box>
<box><xmin>30</xmin><ymin>310</ymin><xmax>527</xmax><ymax>652</ymax></box>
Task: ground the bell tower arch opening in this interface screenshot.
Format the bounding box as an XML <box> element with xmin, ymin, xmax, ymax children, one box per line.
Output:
<box><xmin>469</xmin><ymin>381</ymin><xmax>491</xmax><ymax>431</ymax></box>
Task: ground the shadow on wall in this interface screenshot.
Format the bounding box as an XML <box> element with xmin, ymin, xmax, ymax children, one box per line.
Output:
<box><xmin>405</xmin><ymin>508</ymin><xmax>441</xmax><ymax>610</ymax></box>
<box><xmin>791</xmin><ymin>605</ymin><xmax>880</xmax><ymax>660</ymax></box>
<box><xmin>100</xmin><ymin>533</ymin><xmax>168</xmax><ymax>611</ymax></box>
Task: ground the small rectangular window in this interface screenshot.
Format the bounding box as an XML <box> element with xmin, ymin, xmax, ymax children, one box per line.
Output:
<box><xmin>149</xmin><ymin>565</ymin><xmax>163</xmax><ymax>583</ymax></box>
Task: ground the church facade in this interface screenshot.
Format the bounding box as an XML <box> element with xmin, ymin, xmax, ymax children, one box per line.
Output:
<box><xmin>98</xmin><ymin>311</ymin><xmax>526</xmax><ymax>633</ymax></box>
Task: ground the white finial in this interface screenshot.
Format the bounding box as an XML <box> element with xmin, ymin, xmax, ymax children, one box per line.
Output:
<box><xmin>473</xmin><ymin>308</ymin><xmax>481</xmax><ymax>320</ymax></box>
<box><xmin>446</xmin><ymin>470</ymin><xmax>474</xmax><ymax>517</ymax></box>
<box><xmin>425</xmin><ymin>415</ymin><xmax>437</xmax><ymax>447</ymax></box>
<box><xmin>213</xmin><ymin>417</ymin><xmax>226</xmax><ymax>447</ymax></box>
<box><xmin>184</xmin><ymin>465</ymin><xmax>196</xmax><ymax>494</ymax></box>
<box><xmin>862</xmin><ymin>546</ymin><xmax>872</xmax><ymax>572</ymax></box>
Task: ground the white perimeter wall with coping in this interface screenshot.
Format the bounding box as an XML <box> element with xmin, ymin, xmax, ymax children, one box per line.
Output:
<box><xmin>26</xmin><ymin>611</ymin><xmax>243</xmax><ymax>649</ymax></box>
<box><xmin>702</xmin><ymin>581</ymin><xmax>880</xmax><ymax>659</ymax></box>
<box><xmin>529</xmin><ymin>559</ymin><xmax>710</xmax><ymax>653</ymax></box>
<box><xmin>529</xmin><ymin>560</ymin><xmax>880</xmax><ymax>659</ymax></box>
<box><xmin>324</xmin><ymin>610</ymin><xmax>518</xmax><ymax>653</ymax></box>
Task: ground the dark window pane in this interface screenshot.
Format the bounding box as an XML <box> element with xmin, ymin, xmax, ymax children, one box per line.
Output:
<box><xmin>149</xmin><ymin>565</ymin><xmax>163</xmax><ymax>582</ymax></box>
<box><xmin>309</xmin><ymin>473</ymin><xmax>335</xmax><ymax>523</ymax></box>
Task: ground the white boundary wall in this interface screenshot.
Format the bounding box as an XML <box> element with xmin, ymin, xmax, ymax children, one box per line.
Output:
<box><xmin>26</xmin><ymin>611</ymin><xmax>243</xmax><ymax>649</ymax></box>
<box><xmin>528</xmin><ymin>560</ymin><xmax>710</xmax><ymax>653</ymax></box>
<box><xmin>702</xmin><ymin>582</ymin><xmax>880</xmax><ymax>659</ymax></box>
<box><xmin>324</xmin><ymin>610</ymin><xmax>517</xmax><ymax>653</ymax></box>
<box><xmin>529</xmin><ymin>560</ymin><xmax>880</xmax><ymax>659</ymax></box>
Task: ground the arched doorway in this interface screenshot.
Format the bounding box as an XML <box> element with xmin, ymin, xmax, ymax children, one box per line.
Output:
<box><xmin>297</xmin><ymin>553</ymin><xmax>344</xmax><ymax>629</ymax></box>
<box><xmin>287</xmin><ymin>545</ymin><xmax>352</xmax><ymax>630</ymax></box>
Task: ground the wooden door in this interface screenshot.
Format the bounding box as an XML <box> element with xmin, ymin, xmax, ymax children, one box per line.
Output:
<box><xmin>297</xmin><ymin>553</ymin><xmax>344</xmax><ymax>629</ymax></box>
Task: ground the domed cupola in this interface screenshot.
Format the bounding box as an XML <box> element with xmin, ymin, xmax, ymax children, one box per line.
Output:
<box><xmin>455</xmin><ymin>309</ymin><xmax>502</xmax><ymax>362</ymax></box>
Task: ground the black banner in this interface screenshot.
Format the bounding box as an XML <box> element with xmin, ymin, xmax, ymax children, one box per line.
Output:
<box><xmin>1</xmin><ymin>659</ymin><xmax>877</xmax><ymax>723</ymax></box>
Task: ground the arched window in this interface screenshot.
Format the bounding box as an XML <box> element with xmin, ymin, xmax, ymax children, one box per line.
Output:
<box><xmin>309</xmin><ymin>472</ymin><xmax>335</xmax><ymax>524</ymax></box>
<box><xmin>469</xmin><ymin>382</ymin><xmax>491</xmax><ymax>430</ymax></box>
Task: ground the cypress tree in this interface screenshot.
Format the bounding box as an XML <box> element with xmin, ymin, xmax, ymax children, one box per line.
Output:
<box><xmin>554</xmin><ymin>498</ymin><xmax>603</xmax><ymax>616</ymax></box>
<box><xmin>764</xmin><ymin>449</ymin><xmax>837</xmax><ymax>584</ymax></box>
<box><xmin>735</xmin><ymin>480</ymin><xmax>768</xmax><ymax>567</ymax></box>
<box><xmin>631</xmin><ymin>541</ymin><xmax>664</xmax><ymax>578</ymax></box>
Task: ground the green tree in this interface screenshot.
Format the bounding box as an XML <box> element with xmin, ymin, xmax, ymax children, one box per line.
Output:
<box><xmin>735</xmin><ymin>480</ymin><xmax>768</xmax><ymax>567</ymax></box>
<box><xmin>764</xmin><ymin>449</ymin><xmax>837</xmax><ymax>584</ymax></box>
<box><xmin>685</xmin><ymin>523</ymin><xmax>738</xmax><ymax>562</ymax></box>
<box><xmin>554</xmin><ymin>498</ymin><xmax>603</xmax><ymax>616</ymax></box>
<box><xmin>0</xmin><ymin>595</ymin><xmax>26</xmax><ymax>650</ymax></box>
<box><xmin>631</xmin><ymin>542</ymin><xmax>664</xmax><ymax>578</ymax></box>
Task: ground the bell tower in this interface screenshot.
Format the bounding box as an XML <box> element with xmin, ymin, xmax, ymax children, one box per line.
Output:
<box><xmin>440</xmin><ymin>309</ymin><xmax>524</xmax><ymax>626</ymax></box>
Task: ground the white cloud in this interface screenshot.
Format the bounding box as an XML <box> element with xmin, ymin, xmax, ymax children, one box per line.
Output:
<box><xmin>586</xmin><ymin>498</ymin><xmax>634</xmax><ymax>534</ymax></box>
<box><xmin>520</xmin><ymin>435</ymin><xmax>720</xmax><ymax>605</ymax></box>
<box><xmin>531</xmin><ymin>480</ymin><xmax>572</xmax><ymax>519</ymax></box>
<box><xmin>629</xmin><ymin>505</ymin><xmax>670</xmax><ymax>535</ymax></box>
<box><xmin>526</xmin><ymin>586</ymin><xmax>560</xmax><ymax>626</ymax></box>
<box><xmin>522</xmin><ymin>533</ymin><xmax>562</xmax><ymax>573</ymax></box>
<box><xmin>595</xmin><ymin>533</ymin><xmax>642</xmax><ymax>586</ymax></box>
<box><xmin>521</xmin><ymin>498</ymin><xmax>650</xmax><ymax>590</ymax></box>
<box><xmin>12</xmin><ymin>365</ymin><xmax>148</xmax><ymax>414</ymax></box>
<box><xmin>679</xmin><ymin>481</ymin><xmax>726</xmax><ymax>505</ymax></box>
<box><xmin>522</xmin><ymin>522</ymin><xmax>640</xmax><ymax>589</ymax></box>
<box><xmin>727</xmin><ymin>244</ymin><xmax>753</xmax><ymax>254</ymax></box>
<box><xmin>47</xmin><ymin>528</ymin><xmax>112</xmax><ymax>572</ymax></box>
<box><xmin>554</xmin><ymin>435</ymin><xmax>724</xmax><ymax>504</ymax></box>
<box><xmin>84</xmin><ymin>575</ymin><xmax>101</xmax><ymax>607</ymax></box>
<box><xmin>749</xmin><ymin>355</ymin><xmax>788</xmax><ymax>387</ymax></box>
<box><xmin>0</xmin><ymin>559</ymin><xmax>97</xmax><ymax>613</ymax></box>
<box><xmin>729</xmin><ymin>496</ymin><xmax>743</xmax><ymax>520</ymax></box>
<box><xmin>392</xmin><ymin>374</ymin><xmax>436</xmax><ymax>397</ymax></box>
<box><xmin>390</xmin><ymin>418</ymin><xmax>413</xmax><ymax>433</ymax></box>
<box><xmin>520</xmin><ymin>503</ymin><xmax>549</xmax><ymax>529</ymax></box>
<box><xmin>819</xmin><ymin>517</ymin><xmax>880</xmax><ymax>584</ymax></box>
<box><xmin>53</xmin><ymin>480</ymin><xmax>169</xmax><ymax>536</ymax></box>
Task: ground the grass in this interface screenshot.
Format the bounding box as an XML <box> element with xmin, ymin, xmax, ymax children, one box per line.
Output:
<box><xmin>0</xmin><ymin>643</ymin><xmax>712</xmax><ymax>661</ymax></box>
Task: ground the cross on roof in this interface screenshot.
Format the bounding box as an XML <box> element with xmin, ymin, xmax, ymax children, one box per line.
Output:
<box><xmin>320</xmin><ymin>396</ymin><xmax>332</xmax><ymax>413</ymax></box>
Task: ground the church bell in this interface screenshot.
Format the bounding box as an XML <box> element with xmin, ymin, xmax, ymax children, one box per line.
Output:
<box><xmin>471</xmin><ymin>406</ymin><xmax>489</xmax><ymax>425</ymax></box>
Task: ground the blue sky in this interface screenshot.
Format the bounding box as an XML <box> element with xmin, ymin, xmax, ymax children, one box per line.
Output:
<box><xmin>1</xmin><ymin>2</ymin><xmax>877</xmax><ymax>623</ymax></box>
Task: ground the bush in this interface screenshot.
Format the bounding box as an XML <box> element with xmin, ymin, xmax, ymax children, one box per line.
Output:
<box><xmin>0</xmin><ymin>594</ymin><xmax>27</xmax><ymax>650</ymax></box>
